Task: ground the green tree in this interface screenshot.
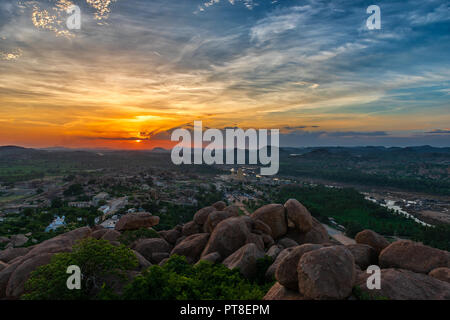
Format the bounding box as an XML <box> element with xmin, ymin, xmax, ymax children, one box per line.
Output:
<box><xmin>22</xmin><ymin>238</ymin><xmax>138</xmax><ymax>300</ymax></box>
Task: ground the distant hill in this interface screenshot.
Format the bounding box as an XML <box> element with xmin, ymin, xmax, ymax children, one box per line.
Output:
<box><xmin>0</xmin><ymin>146</ymin><xmax>44</xmax><ymax>158</ymax></box>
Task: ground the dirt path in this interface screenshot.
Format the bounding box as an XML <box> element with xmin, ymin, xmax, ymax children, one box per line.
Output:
<box><xmin>322</xmin><ymin>224</ymin><xmax>356</xmax><ymax>245</ymax></box>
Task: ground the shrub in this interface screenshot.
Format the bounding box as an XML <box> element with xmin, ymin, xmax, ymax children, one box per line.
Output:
<box><xmin>22</xmin><ymin>238</ymin><xmax>138</xmax><ymax>300</ymax></box>
<box><xmin>122</xmin><ymin>255</ymin><xmax>267</xmax><ymax>300</ymax></box>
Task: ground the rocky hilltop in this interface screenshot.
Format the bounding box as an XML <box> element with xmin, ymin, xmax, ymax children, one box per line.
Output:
<box><xmin>1</xmin><ymin>199</ymin><xmax>449</xmax><ymax>300</ymax></box>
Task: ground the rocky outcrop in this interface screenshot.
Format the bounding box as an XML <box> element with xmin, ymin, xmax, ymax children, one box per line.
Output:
<box><xmin>355</xmin><ymin>268</ymin><xmax>450</xmax><ymax>300</ymax></box>
<box><xmin>346</xmin><ymin>244</ymin><xmax>378</xmax><ymax>270</ymax></box>
<box><xmin>277</xmin><ymin>238</ymin><xmax>298</xmax><ymax>249</ymax></box>
<box><xmin>158</xmin><ymin>228</ymin><xmax>181</xmax><ymax>245</ymax></box>
<box><xmin>284</xmin><ymin>199</ymin><xmax>313</xmax><ymax>233</ymax></box>
<box><xmin>379</xmin><ymin>240</ymin><xmax>449</xmax><ymax>274</ymax></box>
<box><xmin>251</xmin><ymin>204</ymin><xmax>287</xmax><ymax>239</ymax></box>
<box><xmin>204</xmin><ymin>211</ymin><xmax>234</xmax><ymax>233</ymax></box>
<box><xmin>201</xmin><ymin>217</ymin><xmax>251</xmax><ymax>259</ymax></box>
<box><xmin>266</xmin><ymin>245</ymin><xmax>283</xmax><ymax>260</ymax></box>
<box><xmin>428</xmin><ymin>267</ymin><xmax>450</xmax><ymax>284</ymax></box>
<box><xmin>355</xmin><ymin>230</ymin><xmax>389</xmax><ymax>254</ymax></box>
<box><xmin>9</xmin><ymin>234</ymin><xmax>29</xmax><ymax>247</ymax></box>
<box><xmin>91</xmin><ymin>229</ymin><xmax>108</xmax><ymax>239</ymax></box>
<box><xmin>265</xmin><ymin>247</ymin><xmax>295</xmax><ymax>281</ymax></box>
<box><xmin>115</xmin><ymin>212</ymin><xmax>160</xmax><ymax>231</ymax></box>
<box><xmin>193</xmin><ymin>206</ymin><xmax>216</xmax><ymax>226</ymax></box>
<box><xmin>222</xmin><ymin>243</ymin><xmax>265</xmax><ymax>278</ymax></box>
<box><xmin>285</xmin><ymin>217</ymin><xmax>329</xmax><ymax>245</ymax></box>
<box><xmin>6</xmin><ymin>253</ymin><xmax>54</xmax><ymax>298</ymax></box>
<box><xmin>132</xmin><ymin>250</ymin><xmax>152</xmax><ymax>271</ymax></box>
<box><xmin>0</xmin><ymin>247</ymin><xmax>30</xmax><ymax>264</ymax></box>
<box><xmin>275</xmin><ymin>244</ymin><xmax>323</xmax><ymax>290</ymax></box>
<box><xmin>263</xmin><ymin>282</ymin><xmax>305</xmax><ymax>300</ymax></box>
<box><xmin>297</xmin><ymin>246</ymin><xmax>356</xmax><ymax>300</ymax></box>
<box><xmin>133</xmin><ymin>238</ymin><xmax>172</xmax><ymax>264</ymax></box>
<box><xmin>182</xmin><ymin>221</ymin><xmax>202</xmax><ymax>237</ymax></box>
<box><xmin>196</xmin><ymin>252</ymin><xmax>221</xmax><ymax>265</ymax></box>
<box><xmin>101</xmin><ymin>230</ymin><xmax>121</xmax><ymax>242</ymax></box>
<box><xmin>171</xmin><ymin>233</ymin><xmax>210</xmax><ymax>264</ymax></box>
<box><xmin>212</xmin><ymin>201</ymin><xmax>227</xmax><ymax>211</ymax></box>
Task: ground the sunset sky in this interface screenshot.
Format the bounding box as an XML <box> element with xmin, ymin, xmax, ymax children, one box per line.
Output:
<box><xmin>0</xmin><ymin>0</ymin><xmax>449</xmax><ymax>149</ymax></box>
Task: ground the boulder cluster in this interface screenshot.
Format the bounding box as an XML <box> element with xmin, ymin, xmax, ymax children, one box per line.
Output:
<box><xmin>264</xmin><ymin>228</ymin><xmax>450</xmax><ymax>300</ymax></box>
<box><xmin>1</xmin><ymin>199</ymin><xmax>449</xmax><ymax>300</ymax></box>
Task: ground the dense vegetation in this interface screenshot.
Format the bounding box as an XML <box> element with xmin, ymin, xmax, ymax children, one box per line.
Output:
<box><xmin>0</xmin><ymin>206</ymin><xmax>100</xmax><ymax>249</ymax></box>
<box><xmin>23</xmin><ymin>239</ymin><xmax>274</xmax><ymax>300</ymax></box>
<box><xmin>122</xmin><ymin>255</ymin><xmax>273</xmax><ymax>300</ymax></box>
<box><xmin>271</xmin><ymin>185</ymin><xmax>450</xmax><ymax>251</ymax></box>
<box><xmin>23</xmin><ymin>238</ymin><xmax>138</xmax><ymax>300</ymax></box>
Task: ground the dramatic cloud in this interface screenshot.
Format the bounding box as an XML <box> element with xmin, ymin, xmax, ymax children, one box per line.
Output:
<box><xmin>0</xmin><ymin>0</ymin><xmax>449</xmax><ymax>148</ymax></box>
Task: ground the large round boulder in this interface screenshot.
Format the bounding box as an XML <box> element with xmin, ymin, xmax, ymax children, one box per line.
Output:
<box><xmin>285</xmin><ymin>217</ymin><xmax>329</xmax><ymax>245</ymax></box>
<box><xmin>133</xmin><ymin>238</ymin><xmax>172</xmax><ymax>264</ymax></box>
<box><xmin>246</xmin><ymin>233</ymin><xmax>265</xmax><ymax>251</ymax></box>
<box><xmin>195</xmin><ymin>252</ymin><xmax>221</xmax><ymax>265</ymax></box>
<box><xmin>263</xmin><ymin>282</ymin><xmax>305</xmax><ymax>300</ymax></box>
<box><xmin>346</xmin><ymin>244</ymin><xmax>378</xmax><ymax>270</ymax></box>
<box><xmin>297</xmin><ymin>246</ymin><xmax>356</xmax><ymax>300</ymax></box>
<box><xmin>284</xmin><ymin>199</ymin><xmax>313</xmax><ymax>233</ymax></box>
<box><xmin>6</xmin><ymin>253</ymin><xmax>54</xmax><ymax>298</ymax></box>
<box><xmin>132</xmin><ymin>250</ymin><xmax>152</xmax><ymax>271</ymax></box>
<box><xmin>193</xmin><ymin>206</ymin><xmax>216</xmax><ymax>226</ymax></box>
<box><xmin>265</xmin><ymin>247</ymin><xmax>295</xmax><ymax>281</ymax></box>
<box><xmin>251</xmin><ymin>204</ymin><xmax>287</xmax><ymax>239</ymax></box>
<box><xmin>275</xmin><ymin>244</ymin><xmax>323</xmax><ymax>290</ymax></box>
<box><xmin>201</xmin><ymin>217</ymin><xmax>251</xmax><ymax>259</ymax></box>
<box><xmin>0</xmin><ymin>247</ymin><xmax>30</xmax><ymax>264</ymax></box>
<box><xmin>428</xmin><ymin>267</ymin><xmax>450</xmax><ymax>284</ymax></box>
<box><xmin>101</xmin><ymin>230</ymin><xmax>121</xmax><ymax>242</ymax></box>
<box><xmin>277</xmin><ymin>237</ymin><xmax>298</xmax><ymax>249</ymax></box>
<box><xmin>171</xmin><ymin>233</ymin><xmax>210</xmax><ymax>264</ymax></box>
<box><xmin>115</xmin><ymin>213</ymin><xmax>159</xmax><ymax>231</ymax></box>
<box><xmin>266</xmin><ymin>245</ymin><xmax>283</xmax><ymax>260</ymax></box>
<box><xmin>222</xmin><ymin>243</ymin><xmax>265</xmax><ymax>279</ymax></box>
<box><xmin>355</xmin><ymin>268</ymin><xmax>450</xmax><ymax>300</ymax></box>
<box><xmin>252</xmin><ymin>219</ymin><xmax>272</xmax><ymax>236</ymax></box>
<box><xmin>0</xmin><ymin>260</ymin><xmax>22</xmax><ymax>298</ymax></box>
<box><xmin>379</xmin><ymin>240</ymin><xmax>449</xmax><ymax>274</ymax></box>
<box><xmin>212</xmin><ymin>201</ymin><xmax>227</xmax><ymax>211</ymax></box>
<box><xmin>203</xmin><ymin>211</ymin><xmax>234</xmax><ymax>233</ymax></box>
<box><xmin>224</xmin><ymin>205</ymin><xmax>240</xmax><ymax>217</ymax></box>
<box><xmin>182</xmin><ymin>221</ymin><xmax>202</xmax><ymax>237</ymax></box>
<box><xmin>158</xmin><ymin>228</ymin><xmax>181</xmax><ymax>245</ymax></box>
<box><xmin>91</xmin><ymin>229</ymin><xmax>108</xmax><ymax>240</ymax></box>
<box><xmin>355</xmin><ymin>230</ymin><xmax>389</xmax><ymax>254</ymax></box>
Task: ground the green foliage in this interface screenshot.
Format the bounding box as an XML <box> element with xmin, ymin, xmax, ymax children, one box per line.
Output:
<box><xmin>344</xmin><ymin>221</ymin><xmax>365</xmax><ymax>238</ymax></box>
<box><xmin>254</xmin><ymin>256</ymin><xmax>275</xmax><ymax>288</ymax></box>
<box><xmin>22</xmin><ymin>238</ymin><xmax>138</xmax><ymax>300</ymax></box>
<box><xmin>122</xmin><ymin>255</ymin><xmax>268</xmax><ymax>300</ymax></box>
<box><xmin>352</xmin><ymin>285</ymin><xmax>389</xmax><ymax>300</ymax></box>
<box><xmin>119</xmin><ymin>227</ymin><xmax>160</xmax><ymax>246</ymax></box>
